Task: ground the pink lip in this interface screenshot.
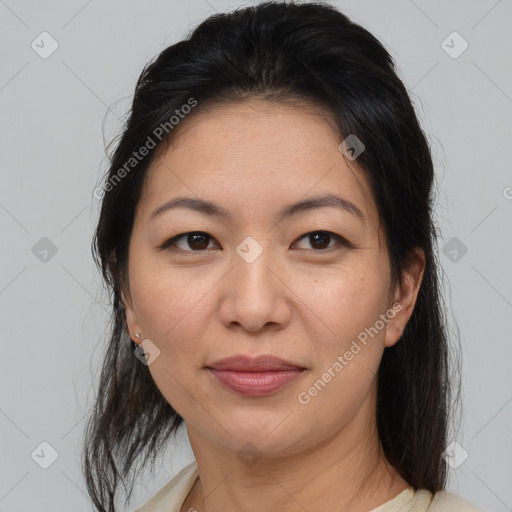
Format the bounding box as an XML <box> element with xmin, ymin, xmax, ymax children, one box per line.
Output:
<box><xmin>206</xmin><ymin>355</ymin><xmax>306</xmax><ymax>397</ymax></box>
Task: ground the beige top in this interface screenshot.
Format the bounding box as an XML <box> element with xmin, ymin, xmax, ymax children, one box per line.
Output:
<box><xmin>132</xmin><ymin>460</ymin><xmax>483</xmax><ymax>512</ymax></box>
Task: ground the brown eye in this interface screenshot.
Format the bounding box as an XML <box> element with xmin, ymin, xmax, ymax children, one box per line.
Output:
<box><xmin>308</xmin><ymin>231</ymin><xmax>332</xmax><ymax>249</ymax></box>
<box><xmin>185</xmin><ymin>233</ymin><xmax>211</xmax><ymax>250</ymax></box>
<box><xmin>160</xmin><ymin>231</ymin><xmax>219</xmax><ymax>252</ymax></box>
<box><xmin>293</xmin><ymin>231</ymin><xmax>350</xmax><ymax>251</ymax></box>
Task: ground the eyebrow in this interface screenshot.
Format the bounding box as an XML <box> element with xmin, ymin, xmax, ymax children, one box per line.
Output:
<box><xmin>149</xmin><ymin>193</ymin><xmax>365</xmax><ymax>222</ymax></box>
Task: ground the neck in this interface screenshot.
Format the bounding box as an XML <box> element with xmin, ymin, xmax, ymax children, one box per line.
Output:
<box><xmin>181</xmin><ymin>392</ymin><xmax>409</xmax><ymax>512</ymax></box>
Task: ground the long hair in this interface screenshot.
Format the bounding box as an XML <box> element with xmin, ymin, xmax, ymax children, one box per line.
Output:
<box><xmin>82</xmin><ymin>2</ymin><xmax>461</xmax><ymax>510</ymax></box>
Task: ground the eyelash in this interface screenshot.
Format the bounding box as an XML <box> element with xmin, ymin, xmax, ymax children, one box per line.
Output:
<box><xmin>158</xmin><ymin>230</ymin><xmax>352</xmax><ymax>253</ymax></box>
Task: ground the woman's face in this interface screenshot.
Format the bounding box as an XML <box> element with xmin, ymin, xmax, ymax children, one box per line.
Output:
<box><xmin>123</xmin><ymin>98</ymin><xmax>422</xmax><ymax>458</ymax></box>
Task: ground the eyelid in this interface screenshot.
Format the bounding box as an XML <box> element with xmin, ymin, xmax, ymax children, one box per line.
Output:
<box><xmin>157</xmin><ymin>231</ymin><xmax>220</xmax><ymax>252</ymax></box>
<box><xmin>291</xmin><ymin>231</ymin><xmax>352</xmax><ymax>251</ymax></box>
<box><xmin>158</xmin><ymin>230</ymin><xmax>352</xmax><ymax>252</ymax></box>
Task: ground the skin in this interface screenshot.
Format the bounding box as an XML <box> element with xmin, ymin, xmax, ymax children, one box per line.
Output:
<box><xmin>122</xmin><ymin>98</ymin><xmax>425</xmax><ymax>512</ymax></box>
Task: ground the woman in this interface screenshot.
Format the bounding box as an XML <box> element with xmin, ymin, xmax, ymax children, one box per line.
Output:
<box><xmin>82</xmin><ymin>2</ymin><xmax>482</xmax><ymax>511</ymax></box>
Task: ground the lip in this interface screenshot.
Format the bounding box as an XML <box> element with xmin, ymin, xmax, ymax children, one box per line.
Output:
<box><xmin>206</xmin><ymin>355</ymin><xmax>306</xmax><ymax>397</ymax></box>
<box><xmin>208</xmin><ymin>354</ymin><xmax>305</xmax><ymax>371</ymax></box>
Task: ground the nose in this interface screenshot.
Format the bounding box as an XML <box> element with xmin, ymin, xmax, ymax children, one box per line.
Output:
<box><xmin>219</xmin><ymin>250</ymin><xmax>292</xmax><ymax>333</ymax></box>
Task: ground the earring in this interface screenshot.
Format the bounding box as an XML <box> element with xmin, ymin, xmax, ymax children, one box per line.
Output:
<box><xmin>134</xmin><ymin>333</ymin><xmax>141</xmax><ymax>342</ymax></box>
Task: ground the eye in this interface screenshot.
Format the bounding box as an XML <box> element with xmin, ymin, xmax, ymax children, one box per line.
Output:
<box><xmin>292</xmin><ymin>230</ymin><xmax>351</xmax><ymax>251</ymax></box>
<box><xmin>159</xmin><ymin>231</ymin><xmax>220</xmax><ymax>252</ymax></box>
<box><xmin>159</xmin><ymin>230</ymin><xmax>351</xmax><ymax>253</ymax></box>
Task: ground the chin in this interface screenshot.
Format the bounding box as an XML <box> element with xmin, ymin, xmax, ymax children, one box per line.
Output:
<box><xmin>218</xmin><ymin>420</ymin><xmax>310</xmax><ymax>457</ymax></box>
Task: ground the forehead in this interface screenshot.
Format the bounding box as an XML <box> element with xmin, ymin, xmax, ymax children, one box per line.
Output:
<box><xmin>140</xmin><ymin>98</ymin><xmax>380</xmax><ymax>234</ymax></box>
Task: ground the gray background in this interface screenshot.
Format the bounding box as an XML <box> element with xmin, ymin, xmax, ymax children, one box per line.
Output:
<box><xmin>1</xmin><ymin>0</ymin><xmax>511</xmax><ymax>511</ymax></box>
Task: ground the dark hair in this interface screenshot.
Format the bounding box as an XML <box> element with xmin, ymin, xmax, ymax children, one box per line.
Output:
<box><xmin>83</xmin><ymin>2</ymin><xmax>461</xmax><ymax>511</ymax></box>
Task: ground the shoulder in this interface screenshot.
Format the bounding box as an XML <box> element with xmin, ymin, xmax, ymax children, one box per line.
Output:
<box><xmin>131</xmin><ymin>460</ymin><xmax>199</xmax><ymax>512</ymax></box>
<box><xmin>428</xmin><ymin>490</ymin><xmax>483</xmax><ymax>511</ymax></box>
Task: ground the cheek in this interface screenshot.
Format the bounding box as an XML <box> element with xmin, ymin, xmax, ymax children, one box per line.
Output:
<box><xmin>129</xmin><ymin>261</ymin><xmax>219</xmax><ymax>417</ymax></box>
<box><xmin>294</xmin><ymin>264</ymin><xmax>390</xmax><ymax>352</ymax></box>
<box><xmin>291</xmin><ymin>272</ymin><xmax>388</xmax><ymax>431</ymax></box>
<box><xmin>130</xmin><ymin>255</ymin><xmax>219</xmax><ymax>355</ymax></box>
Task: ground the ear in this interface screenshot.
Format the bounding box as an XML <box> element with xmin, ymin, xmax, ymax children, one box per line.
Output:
<box><xmin>112</xmin><ymin>250</ymin><xmax>142</xmax><ymax>345</ymax></box>
<box><xmin>385</xmin><ymin>247</ymin><xmax>426</xmax><ymax>348</ymax></box>
<box><xmin>121</xmin><ymin>287</ymin><xmax>142</xmax><ymax>345</ymax></box>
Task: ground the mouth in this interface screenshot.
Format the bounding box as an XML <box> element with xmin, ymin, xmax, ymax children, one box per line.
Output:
<box><xmin>206</xmin><ymin>354</ymin><xmax>307</xmax><ymax>397</ymax></box>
